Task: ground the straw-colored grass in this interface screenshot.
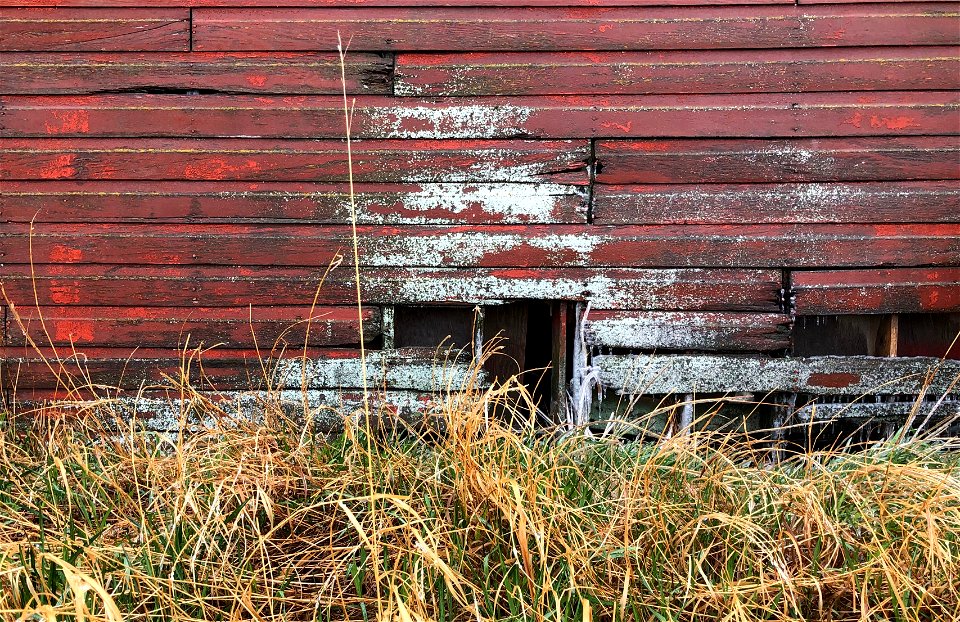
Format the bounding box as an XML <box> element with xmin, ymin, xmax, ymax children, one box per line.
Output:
<box><xmin>0</xmin><ymin>363</ymin><xmax>957</xmax><ymax>622</ymax></box>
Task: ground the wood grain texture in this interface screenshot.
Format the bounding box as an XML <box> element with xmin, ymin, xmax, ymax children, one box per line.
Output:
<box><xmin>0</xmin><ymin>52</ymin><xmax>392</xmax><ymax>95</ymax></box>
<box><xmin>596</xmin><ymin>137</ymin><xmax>960</xmax><ymax>184</ymax></box>
<box><xmin>593</xmin><ymin>354</ymin><xmax>960</xmax><ymax>395</ymax></box>
<box><xmin>0</xmin><ymin>347</ymin><xmax>477</xmax><ymax>391</ymax></box>
<box><xmin>0</xmin><ymin>139</ymin><xmax>590</xmax><ymax>183</ymax></box>
<box><xmin>3</xmin><ymin>93</ymin><xmax>955</xmax><ymax>138</ymax></box>
<box><xmin>0</xmin><ymin>8</ymin><xmax>189</xmax><ymax>51</ymax></box>
<box><xmin>0</xmin><ymin>266</ymin><xmax>783</xmax><ymax>311</ymax></box>
<box><xmin>3</xmin><ymin>223</ymin><xmax>958</xmax><ymax>268</ymax></box>
<box><xmin>583</xmin><ymin>311</ymin><xmax>791</xmax><ymax>351</ymax></box>
<box><xmin>0</xmin><ymin>0</ymin><xmax>794</xmax><ymax>6</ymax></box>
<box><xmin>6</xmin><ymin>306</ymin><xmax>379</xmax><ymax>348</ymax></box>
<box><xmin>0</xmin><ymin>181</ymin><xmax>589</xmax><ymax>225</ymax></box>
<box><xmin>192</xmin><ymin>5</ymin><xmax>959</xmax><ymax>52</ymax></box>
<box><xmin>792</xmin><ymin>268</ymin><xmax>960</xmax><ymax>314</ymax></box>
<box><xmin>593</xmin><ymin>182</ymin><xmax>960</xmax><ymax>224</ymax></box>
<box><xmin>397</xmin><ymin>47</ymin><xmax>960</xmax><ymax>96</ymax></box>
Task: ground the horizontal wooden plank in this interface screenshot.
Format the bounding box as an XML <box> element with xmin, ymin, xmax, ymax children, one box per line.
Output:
<box><xmin>397</xmin><ymin>47</ymin><xmax>960</xmax><ymax>96</ymax></box>
<box><xmin>0</xmin><ymin>8</ymin><xmax>189</xmax><ymax>52</ymax></box>
<box><xmin>0</xmin><ymin>0</ymin><xmax>794</xmax><ymax>6</ymax></box>
<box><xmin>0</xmin><ymin>139</ymin><xmax>590</xmax><ymax>183</ymax></box>
<box><xmin>5</xmin><ymin>306</ymin><xmax>379</xmax><ymax>348</ymax></box>
<box><xmin>2</xmin><ymin>224</ymin><xmax>957</xmax><ymax>268</ymax></box>
<box><xmin>4</xmin><ymin>389</ymin><xmax>444</xmax><ymax>431</ymax></box>
<box><xmin>593</xmin><ymin>182</ymin><xmax>960</xmax><ymax>224</ymax></box>
<box><xmin>596</xmin><ymin>137</ymin><xmax>960</xmax><ymax>184</ymax></box>
<box><xmin>792</xmin><ymin>268</ymin><xmax>960</xmax><ymax>314</ymax></box>
<box><xmin>0</xmin><ymin>266</ymin><xmax>782</xmax><ymax>311</ymax></box>
<box><xmin>594</xmin><ymin>354</ymin><xmax>960</xmax><ymax>395</ymax></box>
<box><xmin>0</xmin><ymin>347</ymin><xmax>479</xmax><ymax>391</ymax></box>
<box><xmin>3</xmin><ymin>93</ymin><xmax>956</xmax><ymax>139</ymax></box>
<box><xmin>192</xmin><ymin>5</ymin><xmax>959</xmax><ymax>52</ymax></box>
<box><xmin>0</xmin><ymin>52</ymin><xmax>391</xmax><ymax>95</ymax></box>
<box><xmin>0</xmin><ymin>181</ymin><xmax>589</xmax><ymax>225</ymax></box>
<box><xmin>583</xmin><ymin>311</ymin><xmax>791</xmax><ymax>351</ymax></box>
<box><xmin>793</xmin><ymin>400</ymin><xmax>959</xmax><ymax>422</ymax></box>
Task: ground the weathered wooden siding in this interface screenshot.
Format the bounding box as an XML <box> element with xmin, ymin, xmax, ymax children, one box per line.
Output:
<box><xmin>1</xmin><ymin>0</ymin><xmax>957</xmax><ymax>424</ymax></box>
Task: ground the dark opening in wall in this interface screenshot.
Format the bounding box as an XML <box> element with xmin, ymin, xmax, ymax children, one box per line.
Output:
<box><xmin>394</xmin><ymin>306</ymin><xmax>475</xmax><ymax>351</ymax></box>
<box><xmin>793</xmin><ymin>313</ymin><xmax>959</xmax><ymax>359</ymax></box>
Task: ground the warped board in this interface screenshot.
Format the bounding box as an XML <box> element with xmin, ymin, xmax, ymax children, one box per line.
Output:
<box><xmin>3</xmin><ymin>93</ymin><xmax>956</xmax><ymax>139</ymax></box>
<box><xmin>0</xmin><ymin>52</ymin><xmax>392</xmax><ymax>95</ymax></box>
<box><xmin>5</xmin><ymin>306</ymin><xmax>379</xmax><ymax>348</ymax></box>
<box><xmin>0</xmin><ymin>181</ymin><xmax>589</xmax><ymax>225</ymax></box>
<box><xmin>593</xmin><ymin>182</ymin><xmax>960</xmax><ymax>224</ymax></box>
<box><xmin>792</xmin><ymin>268</ymin><xmax>960</xmax><ymax>314</ymax></box>
<box><xmin>583</xmin><ymin>311</ymin><xmax>791</xmax><ymax>351</ymax></box>
<box><xmin>0</xmin><ymin>266</ymin><xmax>783</xmax><ymax>311</ymax></box>
<box><xmin>0</xmin><ymin>8</ymin><xmax>189</xmax><ymax>51</ymax></box>
<box><xmin>593</xmin><ymin>354</ymin><xmax>960</xmax><ymax>395</ymax></box>
<box><xmin>596</xmin><ymin>137</ymin><xmax>960</xmax><ymax>184</ymax></box>
<box><xmin>191</xmin><ymin>5</ymin><xmax>959</xmax><ymax>52</ymax></box>
<box><xmin>792</xmin><ymin>400</ymin><xmax>960</xmax><ymax>422</ymax></box>
<box><xmin>0</xmin><ymin>139</ymin><xmax>590</xmax><ymax>183</ymax></box>
<box><xmin>397</xmin><ymin>47</ymin><xmax>960</xmax><ymax>96</ymax></box>
<box><xmin>2</xmin><ymin>223</ymin><xmax>957</xmax><ymax>268</ymax></box>
<box><xmin>0</xmin><ymin>347</ymin><xmax>479</xmax><ymax>391</ymax></box>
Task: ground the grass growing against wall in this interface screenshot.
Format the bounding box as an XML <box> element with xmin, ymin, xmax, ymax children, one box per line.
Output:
<box><xmin>0</xmin><ymin>370</ymin><xmax>958</xmax><ymax>622</ymax></box>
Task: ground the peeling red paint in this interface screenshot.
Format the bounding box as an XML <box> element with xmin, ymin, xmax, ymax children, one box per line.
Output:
<box><xmin>44</xmin><ymin>110</ymin><xmax>90</xmax><ymax>135</ymax></box>
<box><xmin>869</xmin><ymin>115</ymin><xmax>920</xmax><ymax>131</ymax></box>
<box><xmin>49</xmin><ymin>245</ymin><xmax>83</xmax><ymax>262</ymax></box>
<box><xmin>38</xmin><ymin>154</ymin><xmax>77</xmax><ymax>179</ymax></box>
<box><xmin>807</xmin><ymin>372</ymin><xmax>860</xmax><ymax>389</ymax></box>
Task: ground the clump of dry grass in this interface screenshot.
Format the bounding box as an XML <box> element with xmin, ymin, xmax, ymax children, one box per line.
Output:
<box><xmin>0</xmin><ymin>363</ymin><xmax>958</xmax><ymax>622</ymax></box>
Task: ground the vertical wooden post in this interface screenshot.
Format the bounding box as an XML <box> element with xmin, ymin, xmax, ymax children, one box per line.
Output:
<box><xmin>550</xmin><ymin>302</ymin><xmax>569</xmax><ymax>421</ymax></box>
<box><xmin>877</xmin><ymin>314</ymin><xmax>899</xmax><ymax>357</ymax></box>
<box><xmin>381</xmin><ymin>305</ymin><xmax>395</xmax><ymax>351</ymax></box>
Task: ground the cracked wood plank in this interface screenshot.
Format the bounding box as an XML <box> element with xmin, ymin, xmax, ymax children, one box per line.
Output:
<box><xmin>793</xmin><ymin>400</ymin><xmax>959</xmax><ymax>422</ymax></box>
<box><xmin>0</xmin><ymin>8</ymin><xmax>189</xmax><ymax>51</ymax></box>
<box><xmin>593</xmin><ymin>182</ymin><xmax>960</xmax><ymax>224</ymax></box>
<box><xmin>396</xmin><ymin>47</ymin><xmax>960</xmax><ymax>96</ymax></box>
<box><xmin>0</xmin><ymin>347</ymin><xmax>480</xmax><ymax>391</ymax></box>
<box><xmin>593</xmin><ymin>354</ymin><xmax>960</xmax><ymax>395</ymax></box>
<box><xmin>0</xmin><ymin>266</ymin><xmax>782</xmax><ymax>311</ymax></box>
<box><xmin>596</xmin><ymin>137</ymin><xmax>960</xmax><ymax>184</ymax></box>
<box><xmin>792</xmin><ymin>268</ymin><xmax>960</xmax><ymax>314</ymax></box>
<box><xmin>0</xmin><ymin>181</ymin><xmax>589</xmax><ymax>225</ymax></box>
<box><xmin>0</xmin><ymin>52</ymin><xmax>392</xmax><ymax>95</ymax></box>
<box><xmin>0</xmin><ymin>139</ymin><xmax>589</xmax><ymax>184</ymax></box>
<box><xmin>192</xmin><ymin>5</ymin><xmax>959</xmax><ymax>52</ymax></box>
<box><xmin>2</xmin><ymin>223</ymin><xmax>958</xmax><ymax>268</ymax></box>
<box><xmin>584</xmin><ymin>311</ymin><xmax>791</xmax><ymax>351</ymax></box>
<box><xmin>3</xmin><ymin>93</ymin><xmax>956</xmax><ymax>139</ymax></box>
<box><xmin>5</xmin><ymin>306</ymin><xmax>380</xmax><ymax>348</ymax></box>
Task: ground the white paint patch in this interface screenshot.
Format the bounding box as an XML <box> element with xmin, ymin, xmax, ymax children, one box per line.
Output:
<box><xmin>366</xmin><ymin>103</ymin><xmax>535</xmax><ymax>139</ymax></box>
<box><xmin>388</xmin><ymin>183</ymin><xmax>579</xmax><ymax>223</ymax></box>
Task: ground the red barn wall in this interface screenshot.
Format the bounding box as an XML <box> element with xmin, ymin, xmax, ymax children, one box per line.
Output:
<box><xmin>1</xmin><ymin>1</ymin><xmax>958</xmax><ymax>424</ymax></box>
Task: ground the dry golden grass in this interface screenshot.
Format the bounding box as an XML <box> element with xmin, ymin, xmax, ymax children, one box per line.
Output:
<box><xmin>0</xmin><ymin>360</ymin><xmax>958</xmax><ymax>622</ymax></box>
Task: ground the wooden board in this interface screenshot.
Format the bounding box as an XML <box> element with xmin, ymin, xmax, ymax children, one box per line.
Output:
<box><xmin>0</xmin><ymin>52</ymin><xmax>392</xmax><ymax>95</ymax></box>
<box><xmin>0</xmin><ymin>139</ymin><xmax>590</xmax><ymax>183</ymax></box>
<box><xmin>0</xmin><ymin>266</ymin><xmax>783</xmax><ymax>311</ymax></box>
<box><xmin>583</xmin><ymin>311</ymin><xmax>791</xmax><ymax>351</ymax></box>
<box><xmin>5</xmin><ymin>306</ymin><xmax>379</xmax><ymax>348</ymax></box>
<box><xmin>0</xmin><ymin>8</ymin><xmax>189</xmax><ymax>52</ymax></box>
<box><xmin>593</xmin><ymin>182</ymin><xmax>960</xmax><ymax>224</ymax></box>
<box><xmin>596</xmin><ymin>137</ymin><xmax>960</xmax><ymax>184</ymax></box>
<box><xmin>192</xmin><ymin>5</ymin><xmax>960</xmax><ymax>52</ymax></box>
<box><xmin>3</xmin><ymin>93</ymin><xmax>956</xmax><ymax>139</ymax></box>
<box><xmin>0</xmin><ymin>181</ymin><xmax>589</xmax><ymax>225</ymax></box>
<box><xmin>3</xmin><ymin>223</ymin><xmax>957</xmax><ymax>269</ymax></box>
<box><xmin>0</xmin><ymin>347</ymin><xmax>478</xmax><ymax>391</ymax></box>
<box><xmin>0</xmin><ymin>0</ymin><xmax>795</xmax><ymax>6</ymax></box>
<box><xmin>593</xmin><ymin>354</ymin><xmax>960</xmax><ymax>395</ymax></box>
<box><xmin>397</xmin><ymin>47</ymin><xmax>960</xmax><ymax>96</ymax></box>
<box><xmin>792</xmin><ymin>268</ymin><xmax>960</xmax><ymax>314</ymax></box>
<box><xmin>793</xmin><ymin>400</ymin><xmax>959</xmax><ymax>422</ymax></box>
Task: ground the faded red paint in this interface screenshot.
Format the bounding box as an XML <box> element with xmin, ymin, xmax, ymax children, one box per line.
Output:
<box><xmin>807</xmin><ymin>372</ymin><xmax>861</xmax><ymax>389</ymax></box>
<box><xmin>38</xmin><ymin>154</ymin><xmax>77</xmax><ymax>179</ymax></box>
<box><xmin>44</xmin><ymin>110</ymin><xmax>89</xmax><ymax>135</ymax></box>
